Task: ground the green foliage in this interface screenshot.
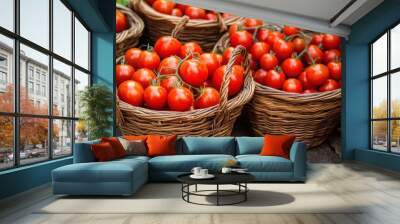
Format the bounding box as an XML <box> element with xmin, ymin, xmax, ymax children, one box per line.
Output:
<box><xmin>79</xmin><ymin>84</ymin><xmax>113</xmax><ymax>140</ymax></box>
<box><xmin>117</xmin><ymin>0</ymin><xmax>130</xmax><ymax>7</ymax></box>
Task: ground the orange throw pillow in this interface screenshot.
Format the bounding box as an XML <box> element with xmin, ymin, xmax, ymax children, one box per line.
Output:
<box><xmin>146</xmin><ymin>135</ymin><xmax>177</xmax><ymax>157</ymax></box>
<box><xmin>91</xmin><ymin>142</ymin><xmax>117</xmax><ymax>162</ymax></box>
<box><xmin>101</xmin><ymin>137</ymin><xmax>126</xmax><ymax>158</ymax></box>
<box><xmin>124</xmin><ymin>135</ymin><xmax>148</xmax><ymax>141</ymax></box>
<box><xmin>259</xmin><ymin>134</ymin><xmax>296</xmax><ymax>159</ymax></box>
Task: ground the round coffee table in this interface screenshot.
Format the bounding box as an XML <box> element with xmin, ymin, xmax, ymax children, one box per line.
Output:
<box><xmin>177</xmin><ymin>173</ymin><xmax>255</xmax><ymax>206</ymax></box>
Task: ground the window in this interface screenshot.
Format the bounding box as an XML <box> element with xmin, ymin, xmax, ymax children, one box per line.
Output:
<box><xmin>371</xmin><ymin>23</ymin><xmax>400</xmax><ymax>154</ymax></box>
<box><xmin>0</xmin><ymin>0</ymin><xmax>91</xmax><ymax>170</ymax></box>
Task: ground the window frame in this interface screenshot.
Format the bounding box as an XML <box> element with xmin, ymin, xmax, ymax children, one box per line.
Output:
<box><xmin>370</xmin><ymin>20</ymin><xmax>400</xmax><ymax>154</ymax></box>
<box><xmin>0</xmin><ymin>0</ymin><xmax>92</xmax><ymax>171</ymax></box>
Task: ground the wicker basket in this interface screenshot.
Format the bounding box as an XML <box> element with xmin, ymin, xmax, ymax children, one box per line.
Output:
<box><xmin>131</xmin><ymin>0</ymin><xmax>242</xmax><ymax>52</ymax></box>
<box><xmin>214</xmin><ymin>33</ymin><xmax>342</xmax><ymax>148</ymax></box>
<box><xmin>116</xmin><ymin>46</ymin><xmax>255</xmax><ymax>136</ymax></box>
<box><xmin>116</xmin><ymin>4</ymin><xmax>144</xmax><ymax>57</ymax></box>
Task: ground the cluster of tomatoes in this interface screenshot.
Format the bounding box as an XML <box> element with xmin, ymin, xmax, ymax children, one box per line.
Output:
<box><xmin>227</xmin><ymin>18</ymin><xmax>342</xmax><ymax>94</ymax></box>
<box><xmin>146</xmin><ymin>0</ymin><xmax>232</xmax><ymax>20</ymax></box>
<box><xmin>117</xmin><ymin>36</ymin><xmax>246</xmax><ymax>111</ymax></box>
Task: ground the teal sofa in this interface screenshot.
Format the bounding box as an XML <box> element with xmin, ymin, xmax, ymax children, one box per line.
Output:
<box><xmin>52</xmin><ymin>137</ymin><xmax>306</xmax><ymax>196</ymax></box>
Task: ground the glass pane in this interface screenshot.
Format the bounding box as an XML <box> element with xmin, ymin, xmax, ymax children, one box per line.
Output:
<box><xmin>391</xmin><ymin>72</ymin><xmax>400</xmax><ymax>118</ymax></box>
<box><xmin>74</xmin><ymin>18</ymin><xmax>89</xmax><ymax>70</ymax></box>
<box><xmin>0</xmin><ymin>35</ymin><xmax>14</xmax><ymax>113</ymax></box>
<box><xmin>20</xmin><ymin>44</ymin><xmax>49</xmax><ymax>115</ymax></box>
<box><xmin>391</xmin><ymin>24</ymin><xmax>400</xmax><ymax>70</ymax></box>
<box><xmin>20</xmin><ymin>0</ymin><xmax>49</xmax><ymax>49</ymax></box>
<box><xmin>75</xmin><ymin>120</ymin><xmax>88</xmax><ymax>143</ymax></box>
<box><xmin>372</xmin><ymin>33</ymin><xmax>387</xmax><ymax>76</ymax></box>
<box><xmin>391</xmin><ymin>120</ymin><xmax>400</xmax><ymax>153</ymax></box>
<box><xmin>372</xmin><ymin>121</ymin><xmax>388</xmax><ymax>151</ymax></box>
<box><xmin>53</xmin><ymin>119</ymin><xmax>72</xmax><ymax>157</ymax></box>
<box><xmin>53</xmin><ymin>59</ymin><xmax>72</xmax><ymax>117</ymax></box>
<box><xmin>53</xmin><ymin>0</ymin><xmax>72</xmax><ymax>60</ymax></box>
<box><xmin>74</xmin><ymin>69</ymin><xmax>89</xmax><ymax>118</ymax></box>
<box><xmin>0</xmin><ymin>0</ymin><xmax>14</xmax><ymax>31</ymax></box>
<box><xmin>0</xmin><ymin>116</ymin><xmax>13</xmax><ymax>170</ymax></box>
<box><xmin>372</xmin><ymin>76</ymin><xmax>387</xmax><ymax>119</ymax></box>
<box><xmin>20</xmin><ymin>117</ymin><xmax>49</xmax><ymax>165</ymax></box>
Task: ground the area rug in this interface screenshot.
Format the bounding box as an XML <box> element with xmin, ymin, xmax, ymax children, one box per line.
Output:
<box><xmin>37</xmin><ymin>183</ymin><xmax>361</xmax><ymax>214</ymax></box>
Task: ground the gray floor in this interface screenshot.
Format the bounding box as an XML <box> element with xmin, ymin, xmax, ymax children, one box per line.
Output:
<box><xmin>1</xmin><ymin>162</ymin><xmax>400</xmax><ymax>224</ymax></box>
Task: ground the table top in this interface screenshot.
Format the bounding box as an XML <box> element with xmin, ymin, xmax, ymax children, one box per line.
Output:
<box><xmin>177</xmin><ymin>172</ymin><xmax>255</xmax><ymax>185</ymax></box>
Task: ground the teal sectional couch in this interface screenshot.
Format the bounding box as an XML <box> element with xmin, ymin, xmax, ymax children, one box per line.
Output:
<box><xmin>52</xmin><ymin>137</ymin><xmax>307</xmax><ymax>196</ymax></box>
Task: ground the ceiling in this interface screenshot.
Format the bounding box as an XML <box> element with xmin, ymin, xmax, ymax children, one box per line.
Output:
<box><xmin>174</xmin><ymin>0</ymin><xmax>384</xmax><ymax>37</ymax></box>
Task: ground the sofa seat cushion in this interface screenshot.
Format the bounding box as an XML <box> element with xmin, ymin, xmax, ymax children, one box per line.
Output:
<box><xmin>236</xmin><ymin>155</ymin><xmax>293</xmax><ymax>172</ymax></box>
<box><xmin>53</xmin><ymin>159</ymin><xmax>147</xmax><ymax>183</ymax></box>
<box><xmin>149</xmin><ymin>154</ymin><xmax>235</xmax><ymax>172</ymax></box>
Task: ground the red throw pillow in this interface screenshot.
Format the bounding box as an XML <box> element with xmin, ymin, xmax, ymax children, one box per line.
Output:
<box><xmin>101</xmin><ymin>137</ymin><xmax>126</xmax><ymax>158</ymax></box>
<box><xmin>124</xmin><ymin>135</ymin><xmax>148</xmax><ymax>141</ymax></box>
<box><xmin>91</xmin><ymin>142</ymin><xmax>118</xmax><ymax>162</ymax></box>
<box><xmin>146</xmin><ymin>135</ymin><xmax>177</xmax><ymax>157</ymax></box>
<box><xmin>259</xmin><ymin>134</ymin><xmax>296</xmax><ymax>159</ymax></box>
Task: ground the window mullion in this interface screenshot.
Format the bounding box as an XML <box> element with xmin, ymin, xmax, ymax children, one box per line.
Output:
<box><xmin>388</xmin><ymin>30</ymin><xmax>391</xmax><ymax>152</ymax></box>
<box><xmin>48</xmin><ymin>0</ymin><xmax>53</xmax><ymax>160</ymax></box>
<box><xmin>71</xmin><ymin>11</ymin><xmax>76</xmax><ymax>156</ymax></box>
<box><xmin>13</xmin><ymin>0</ymin><xmax>20</xmax><ymax>167</ymax></box>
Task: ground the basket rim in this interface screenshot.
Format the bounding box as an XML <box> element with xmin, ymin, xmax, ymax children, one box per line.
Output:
<box><xmin>116</xmin><ymin>3</ymin><xmax>144</xmax><ymax>44</ymax></box>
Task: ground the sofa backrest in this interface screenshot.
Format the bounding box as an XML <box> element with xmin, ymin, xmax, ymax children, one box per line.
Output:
<box><xmin>179</xmin><ymin>137</ymin><xmax>235</xmax><ymax>155</ymax></box>
<box><xmin>235</xmin><ymin>137</ymin><xmax>264</xmax><ymax>155</ymax></box>
<box><xmin>73</xmin><ymin>140</ymin><xmax>100</xmax><ymax>163</ymax></box>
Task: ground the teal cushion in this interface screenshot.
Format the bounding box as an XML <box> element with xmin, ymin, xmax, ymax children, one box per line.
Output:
<box><xmin>73</xmin><ymin>140</ymin><xmax>101</xmax><ymax>163</ymax></box>
<box><xmin>181</xmin><ymin>137</ymin><xmax>235</xmax><ymax>155</ymax></box>
<box><xmin>235</xmin><ymin>137</ymin><xmax>264</xmax><ymax>155</ymax></box>
<box><xmin>236</xmin><ymin>155</ymin><xmax>293</xmax><ymax>172</ymax></box>
<box><xmin>149</xmin><ymin>154</ymin><xmax>235</xmax><ymax>172</ymax></box>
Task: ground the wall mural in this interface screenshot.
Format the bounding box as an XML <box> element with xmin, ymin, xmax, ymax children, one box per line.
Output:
<box><xmin>115</xmin><ymin>0</ymin><xmax>342</xmax><ymax>162</ymax></box>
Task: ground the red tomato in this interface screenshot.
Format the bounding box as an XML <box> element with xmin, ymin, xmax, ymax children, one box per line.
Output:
<box><xmin>230</xmin><ymin>30</ymin><xmax>254</xmax><ymax>50</ymax></box>
<box><xmin>158</xmin><ymin>56</ymin><xmax>180</xmax><ymax>75</ymax></box>
<box><xmin>298</xmin><ymin>71</ymin><xmax>313</xmax><ymax>89</ymax></box>
<box><xmin>256</xmin><ymin>28</ymin><xmax>270</xmax><ymax>42</ymax></box>
<box><xmin>229</xmin><ymin>24</ymin><xmax>239</xmax><ymax>36</ymax></box>
<box><xmin>319</xmin><ymin>79</ymin><xmax>340</xmax><ymax>92</ymax></box>
<box><xmin>216</xmin><ymin>53</ymin><xmax>223</xmax><ymax>65</ymax></box>
<box><xmin>243</xmin><ymin>18</ymin><xmax>263</xmax><ymax>33</ymax></box>
<box><xmin>283</xmin><ymin>26</ymin><xmax>300</xmax><ymax>36</ymax></box>
<box><xmin>283</xmin><ymin>78</ymin><xmax>303</xmax><ymax>93</ymax></box>
<box><xmin>161</xmin><ymin>75</ymin><xmax>180</xmax><ymax>92</ymax></box>
<box><xmin>322</xmin><ymin>34</ymin><xmax>341</xmax><ymax>50</ymax></box>
<box><xmin>152</xmin><ymin>0</ymin><xmax>175</xmax><ymax>15</ymax></box>
<box><xmin>266</xmin><ymin>31</ymin><xmax>285</xmax><ymax>46</ymax></box>
<box><xmin>272</xmin><ymin>39</ymin><xmax>294</xmax><ymax>60</ymax></box>
<box><xmin>200</xmin><ymin>53</ymin><xmax>221</xmax><ymax>77</ymax></box>
<box><xmin>125</xmin><ymin>48</ymin><xmax>142</xmax><ymax>68</ymax></box>
<box><xmin>281</xmin><ymin>58</ymin><xmax>304</xmax><ymax>78</ymax></box>
<box><xmin>138</xmin><ymin>50</ymin><xmax>160</xmax><ymax>70</ymax></box>
<box><xmin>195</xmin><ymin>87</ymin><xmax>220</xmax><ymax>109</ymax></box>
<box><xmin>146</xmin><ymin>0</ymin><xmax>156</xmax><ymax>5</ymax></box>
<box><xmin>154</xmin><ymin>36</ymin><xmax>182</xmax><ymax>59</ymax></box>
<box><xmin>250</xmin><ymin>42</ymin><xmax>270</xmax><ymax>61</ymax></box>
<box><xmin>265</xmin><ymin>69</ymin><xmax>286</xmax><ymax>89</ymax></box>
<box><xmin>132</xmin><ymin>68</ymin><xmax>156</xmax><ymax>88</ymax></box>
<box><xmin>324</xmin><ymin>49</ymin><xmax>341</xmax><ymax>64</ymax></box>
<box><xmin>222</xmin><ymin>47</ymin><xmax>243</xmax><ymax>65</ymax></box>
<box><xmin>311</xmin><ymin>34</ymin><xmax>324</xmax><ymax>45</ymax></box>
<box><xmin>304</xmin><ymin>88</ymin><xmax>318</xmax><ymax>94</ymax></box>
<box><xmin>144</xmin><ymin>85</ymin><xmax>168</xmax><ymax>110</ymax></box>
<box><xmin>248</xmin><ymin>54</ymin><xmax>258</xmax><ymax>71</ymax></box>
<box><xmin>118</xmin><ymin>80</ymin><xmax>144</xmax><ymax>106</ymax></box>
<box><xmin>175</xmin><ymin>4</ymin><xmax>188</xmax><ymax>12</ymax></box>
<box><xmin>179</xmin><ymin>42</ymin><xmax>203</xmax><ymax>58</ymax></box>
<box><xmin>254</xmin><ymin>68</ymin><xmax>268</xmax><ymax>85</ymax></box>
<box><xmin>212</xmin><ymin>65</ymin><xmax>244</xmax><ymax>96</ymax></box>
<box><xmin>327</xmin><ymin>61</ymin><xmax>342</xmax><ymax>81</ymax></box>
<box><xmin>171</xmin><ymin>8</ymin><xmax>183</xmax><ymax>17</ymax></box>
<box><xmin>116</xmin><ymin>10</ymin><xmax>128</xmax><ymax>33</ymax></box>
<box><xmin>179</xmin><ymin>59</ymin><xmax>209</xmax><ymax>87</ymax></box>
<box><xmin>116</xmin><ymin>64</ymin><xmax>134</xmax><ymax>86</ymax></box>
<box><xmin>184</xmin><ymin>6</ymin><xmax>206</xmax><ymax>19</ymax></box>
<box><xmin>168</xmin><ymin>87</ymin><xmax>193</xmax><ymax>111</ymax></box>
<box><xmin>205</xmin><ymin>12</ymin><xmax>217</xmax><ymax>20</ymax></box>
<box><xmin>222</xmin><ymin>13</ymin><xmax>232</xmax><ymax>19</ymax></box>
<box><xmin>306</xmin><ymin>64</ymin><xmax>330</xmax><ymax>86</ymax></box>
<box><xmin>304</xmin><ymin>45</ymin><xmax>324</xmax><ymax>64</ymax></box>
<box><xmin>292</xmin><ymin>37</ymin><xmax>305</xmax><ymax>53</ymax></box>
<box><xmin>259</xmin><ymin>53</ymin><xmax>279</xmax><ymax>70</ymax></box>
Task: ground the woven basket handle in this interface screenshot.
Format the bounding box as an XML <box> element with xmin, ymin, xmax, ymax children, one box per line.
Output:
<box><xmin>116</xmin><ymin>95</ymin><xmax>126</xmax><ymax>128</ymax></box>
<box><xmin>212</xmin><ymin>46</ymin><xmax>249</xmax><ymax>134</ymax></box>
<box><xmin>216</xmin><ymin>13</ymin><xmax>227</xmax><ymax>33</ymax></box>
<box><xmin>171</xmin><ymin>16</ymin><xmax>190</xmax><ymax>38</ymax></box>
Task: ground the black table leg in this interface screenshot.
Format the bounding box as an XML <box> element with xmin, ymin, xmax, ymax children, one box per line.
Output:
<box><xmin>216</xmin><ymin>184</ymin><xmax>219</xmax><ymax>206</ymax></box>
<box><xmin>195</xmin><ymin>184</ymin><xmax>197</xmax><ymax>192</ymax></box>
